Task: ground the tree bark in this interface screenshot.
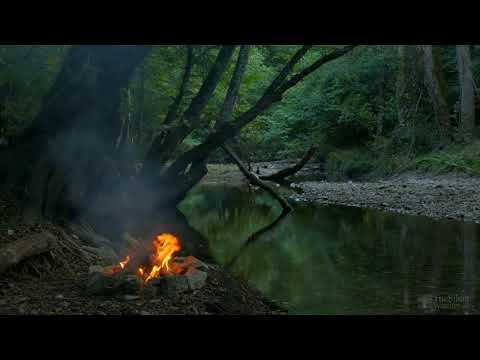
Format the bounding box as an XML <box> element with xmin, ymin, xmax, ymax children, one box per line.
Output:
<box><xmin>456</xmin><ymin>45</ymin><xmax>476</xmax><ymax>143</ymax></box>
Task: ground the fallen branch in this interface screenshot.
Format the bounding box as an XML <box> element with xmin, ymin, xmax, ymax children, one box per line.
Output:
<box><xmin>222</xmin><ymin>144</ymin><xmax>293</xmax><ymax>213</ymax></box>
<box><xmin>0</xmin><ymin>231</ymin><xmax>56</xmax><ymax>274</ymax></box>
<box><xmin>259</xmin><ymin>146</ymin><xmax>318</xmax><ymax>183</ymax></box>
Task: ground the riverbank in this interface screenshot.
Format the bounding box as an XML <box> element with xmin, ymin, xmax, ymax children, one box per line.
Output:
<box><xmin>206</xmin><ymin>163</ymin><xmax>480</xmax><ymax>224</ymax></box>
<box><xmin>296</xmin><ymin>173</ymin><xmax>480</xmax><ymax>224</ymax></box>
<box><xmin>0</xmin><ymin>192</ymin><xmax>285</xmax><ymax>315</ymax></box>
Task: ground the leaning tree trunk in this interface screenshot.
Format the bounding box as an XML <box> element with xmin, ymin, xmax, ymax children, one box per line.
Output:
<box><xmin>456</xmin><ymin>45</ymin><xmax>476</xmax><ymax>143</ymax></box>
<box><xmin>1</xmin><ymin>45</ymin><xmax>151</xmax><ymax>224</ymax></box>
<box><xmin>1</xmin><ymin>44</ymin><xmax>356</xmax><ymax>259</ymax></box>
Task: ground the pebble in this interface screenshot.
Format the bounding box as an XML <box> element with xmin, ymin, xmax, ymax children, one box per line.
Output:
<box><xmin>298</xmin><ymin>174</ymin><xmax>480</xmax><ymax>224</ymax></box>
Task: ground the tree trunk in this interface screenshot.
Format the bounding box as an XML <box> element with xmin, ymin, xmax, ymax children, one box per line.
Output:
<box><xmin>396</xmin><ymin>45</ymin><xmax>424</xmax><ymax>130</ymax></box>
<box><xmin>1</xmin><ymin>45</ymin><xmax>355</xmax><ymax>260</ymax></box>
<box><xmin>2</xmin><ymin>45</ymin><xmax>151</xmax><ymax>223</ymax></box>
<box><xmin>456</xmin><ymin>45</ymin><xmax>476</xmax><ymax>143</ymax></box>
<box><xmin>144</xmin><ymin>46</ymin><xmax>236</xmax><ymax>175</ymax></box>
<box><xmin>421</xmin><ymin>45</ymin><xmax>451</xmax><ymax>146</ymax></box>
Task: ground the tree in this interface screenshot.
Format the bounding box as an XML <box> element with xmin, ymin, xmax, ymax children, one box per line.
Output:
<box><xmin>456</xmin><ymin>45</ymin><xmax>476</xmax><ymax>143</ymax></box>
<box><xmin>0</xmin><ymin>44</ymin><xmax>356</xmax><ymax>252</ymax></box>
<box><xmin>396</xmin><ymin>45</ymin><xmax>424</xmax><ymax>130</ymax></box>
<box><xmin>421</xmin><ymin>45</ymin><xmax>452</xmax><ymax>145</ymax></box>
<box><xmin>1</xmin><ymin>45</ymin><xmax>151</xmax><ymax>223</ymax></box>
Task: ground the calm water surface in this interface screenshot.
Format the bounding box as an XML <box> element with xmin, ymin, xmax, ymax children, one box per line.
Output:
<box><xmin>179</xmin><ymin>184</ymin><xmax>480</xmax><ymax>315</ymax></box>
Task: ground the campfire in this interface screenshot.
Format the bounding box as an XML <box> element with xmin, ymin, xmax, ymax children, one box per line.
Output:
<box><xmin>105</xmin><ymin>234</ymin><xmax>182</xmax><ymax>284</ymax></box>
<box><xmin>87</xmin><ymin>233</ymin><xmax>209</xmax><ymax>298</ymax></box>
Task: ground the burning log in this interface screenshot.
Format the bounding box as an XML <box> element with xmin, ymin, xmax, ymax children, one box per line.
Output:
<box><xmin>0</xmin><ymin>231</ymin><xmax>56</xmax><ymax>275</ymax></box>
<box><xmin>85</xmin><ymin>233</ymin><xmax>209</xmax><ymax>298</ymax></box>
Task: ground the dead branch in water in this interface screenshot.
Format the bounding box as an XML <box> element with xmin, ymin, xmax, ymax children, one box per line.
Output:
<box><xmin>222</xmin><ymin>144</ymin><xmax>293</xmax><ymax>213</ymax></box>
<box><xmin>222</xmin><ymin>144</ymin><xmax>293</xmax><ymax>269</ymax></box>
<box><xmin>259</xmin><ymin>145</ymin><xmax>318</xmax><ymax>184</ymax></box>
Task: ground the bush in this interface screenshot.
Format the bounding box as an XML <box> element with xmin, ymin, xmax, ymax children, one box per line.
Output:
<box><xmin>410</xmin><ymin>142</ymin><xmax>480</xmax><ymax>176</ymax></box>
<box><xmin>325</xmin><ymin>150</ymin><xmax>375</xmax><ymax>180</ymax></box>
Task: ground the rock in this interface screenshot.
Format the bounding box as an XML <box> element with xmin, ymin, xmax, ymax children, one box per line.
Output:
<box><xmin>185</xmin><ymin>268</ymin><xmax>208</xmax><ymax>291</ymax></box>
<box><xmin>146</xmin><ymin>269</ymin><xmax>208</xmax><ymax>297</ymax></box>
<box><xmin>123</xmin><ymin>295</ymin><xmax>140</xmax><ymax>301</ymax></box>
<box><xmin>7</xmin><ymin>230</ymin><xmax>14</xmax><ymax>236</ymax></box>
<box><xmin>172</xmin><ymin>256</ymin><xmax>210</xmax><ymax>272</ymax></box>
<box><xmin>86</xmin><ymin>272</ymin><xmax>118</xmax><ymax>296</ymax></box>
<box><xmin>147</xmin><ymin>276</ymin><xmax>189</xmax><ymax>297</ymax></box>
<box><xmin>55</xmin><ymin>294</ymin><xmax>64</xmax><ymax>300</ymax></box>
<box><xmin>116</xmin><ymin>275</ymin><xmax>142</xmax><ymax>295</ymax></box>
<box><xmin>87</xmin><ymin>270</ymin><xmax>143</xmax><ymax>296</ymax></box>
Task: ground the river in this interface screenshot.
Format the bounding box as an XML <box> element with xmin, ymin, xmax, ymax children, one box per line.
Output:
<box><xmin>179</xmin><ymin>184</ymin><xmax>480</xmax><ymax>315</ymax></box>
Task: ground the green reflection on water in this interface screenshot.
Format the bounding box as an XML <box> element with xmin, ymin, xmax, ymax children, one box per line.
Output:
<box><xmin>179</xmin><ymin>184</ymin><xmax>480</xmax><ymax>315</ymax></box>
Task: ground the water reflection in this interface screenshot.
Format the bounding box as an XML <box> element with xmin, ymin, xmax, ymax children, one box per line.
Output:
<box><xmin>179</xmin><ymin>184</ymin><xmax>480</xmax><ymax>315</ymax></box>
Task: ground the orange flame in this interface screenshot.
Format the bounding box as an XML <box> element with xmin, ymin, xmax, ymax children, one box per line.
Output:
<box><xmin>138</xmin><ymin>234</ymin><xmax>181</xmax><ymax>284</ymax></box>
<box><xmin>110</xmin><ymin>233</ymin><xmax>182</xmax><ymax>285</ymax></box>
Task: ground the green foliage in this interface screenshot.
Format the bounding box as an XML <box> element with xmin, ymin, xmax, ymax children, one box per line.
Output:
<box><xmin>0</xmin><ymin>45</ymin><xmax>67</xmax><ymax>135</ymax></box>
<box><xmin>325</xmin><ymin>150</ymin><xmax>375</xmax><ymax>180</ymax></box>
<box><xmin>3</xmin><ymin>44</ymin><xmax>480</xmax><ymax>182</ymax></box>
<box><xmin>410</xmin><ymin>141</ymin><xmax>480</xmax><ymax>176</ymax></box>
